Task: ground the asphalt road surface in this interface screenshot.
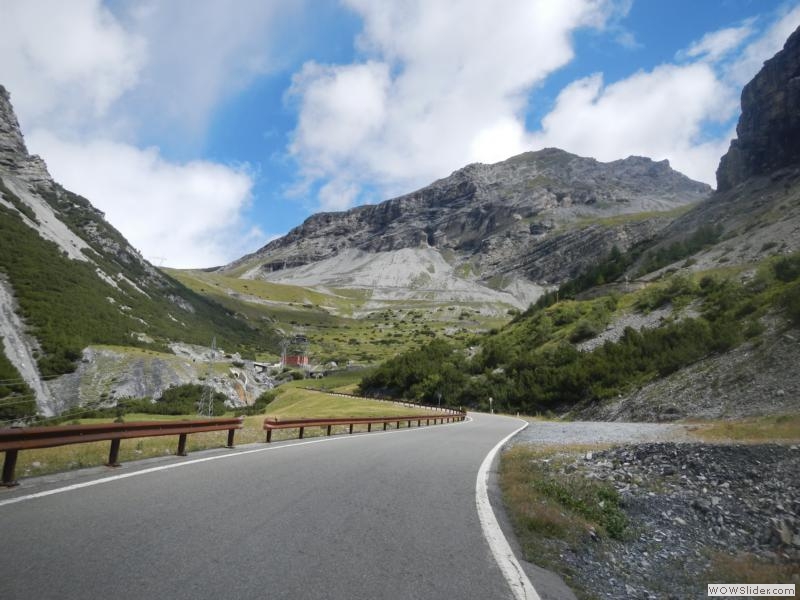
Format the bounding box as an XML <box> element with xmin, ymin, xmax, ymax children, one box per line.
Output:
<box><xmin>0</xmin><ymin>413</ymin><xmax>529</xmax><ymax>600</ymax></box>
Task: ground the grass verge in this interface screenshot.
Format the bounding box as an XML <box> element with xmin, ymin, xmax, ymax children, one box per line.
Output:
<box><xmin>499</xmin><ymin>443</ymin><xmax>626</xmax><ymax>587</ymax></box>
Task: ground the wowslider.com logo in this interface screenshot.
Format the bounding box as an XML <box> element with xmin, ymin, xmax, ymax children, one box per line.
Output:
<box><xmin>708</xmin><ymin>584</ymin><xmax>795</xmax><ymax>597</ymax></box>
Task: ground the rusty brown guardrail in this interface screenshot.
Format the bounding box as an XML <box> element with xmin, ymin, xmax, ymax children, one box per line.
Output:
<box><xmin>263</xmin><ymin>411</ymin><xmax>466</xmax><ymax>443</ymax></box>
<box><xmin>0</xmin><ymin>417</ymin><xmax>244</xmax><ymax>487</ymax></box>
<box><xmin>298</xmin><ymin>387</ymin><xmax>460</xmax><ymax>413</ymax></box>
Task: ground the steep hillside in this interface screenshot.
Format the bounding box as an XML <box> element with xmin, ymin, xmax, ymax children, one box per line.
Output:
<box><xmin>222</xmin><ymin>148</ymin><xmax>709</xmax><ymax>307</ymax></box>
<box><xmin>0</xmin><ymin>85</ymin><xmax>276</xmax><ymax>418</ymax></box>
<box><xmin>359</xmin><ymin>26</ymin><xmax>800</xmax><ymax>422</ymax></box>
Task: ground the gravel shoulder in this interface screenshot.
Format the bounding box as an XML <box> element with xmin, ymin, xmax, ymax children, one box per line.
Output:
<box><xmin>504</xmin><ymin>421</ymin><xmax>800</xmax><ymax>600</ymax></box>
<box><xmin>512</xmin><ymin>420</ymin><xmax>693</xmax><ymax>446</ymax></box>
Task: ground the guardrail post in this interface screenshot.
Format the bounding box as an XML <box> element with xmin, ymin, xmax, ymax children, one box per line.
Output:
<box><xmin>368</xmin><ymin>423</ymin><xmax>372</xmax><ymax>432</ymax></box>
<box><xmin>177</xmin><ymin>434</ymin><xmax>188</xmax><ymax>457</ymax></box>
<box><xmin>299</xmin><ymin>427</ymin><xmax>304</xmax><ymax>440</ymax></box>
<box><xmin>326</xmin><ymin>425</ymin><xmax>332</xmax><ymax>436</ymax></box>
<box><xmin>2</xmin><ymin>450</ymin><xmax>19</xmax><ymax>487</ymax></box>
<box><xmin>107</xmin><ymin>439</ymin><xmax>121</xmax><ymax>467</ymax></box>
<box><xmin>266</xmin><ymin>429</ymin><xmax>273</xmax><ymax>443</ymax></box>
<box><xmin>226</xmin><ymin>428</ymin><xmax>236</xmax><ymax>448</ymax></box>
<box><xmin>383</xmin><ymin>423</ymin><xmax>387</xmax><ymax>431</ymax></box>
<box><xmin>396</xmin><ymin>421</ymin><xmax>400</xmax><ymax>429</ymax></box>
<box><xmin>349</xmin><ymin>424</ymin><xmax>354</xmax><ymax>434</ymax></box>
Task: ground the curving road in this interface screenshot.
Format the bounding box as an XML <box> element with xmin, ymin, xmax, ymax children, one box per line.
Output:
<box><xmin>0</xmin><ymin>413</ymin><xmax>536</xmax><ymax>600</ymax></box>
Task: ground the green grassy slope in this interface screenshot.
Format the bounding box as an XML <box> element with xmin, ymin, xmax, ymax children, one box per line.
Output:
<box><xmin>167</xmin><ymin>268</ymin><xmax>510</xmax><ymax>366</ymax></box>
<box><xmin>360</xmin><ymin>251</ymin><xmax>800</xmax><ymax>414</ymax></box>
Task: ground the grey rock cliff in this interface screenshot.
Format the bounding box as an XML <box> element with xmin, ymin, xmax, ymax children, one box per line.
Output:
<box><xmin>0</xmin><ymin>86</ymin><xmax>51</xmax><ymax>185</ymax></box>
<box><xmin>716</xmin><ymin>25</ymin><xmax>800</xmax><ymax>191</ymax></box>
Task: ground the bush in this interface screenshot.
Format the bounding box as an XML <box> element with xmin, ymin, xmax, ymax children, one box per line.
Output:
<box><xmin>237</xmin><ymin>389</ymin><xmax>278</xmax><ymax>415</ymax></box>
<box><xmin>569</xmin><ymin>319</ymin><xmax>602</xmax><ymax>343</ymax></box>
<box><xmin>774</xmin><ymin>254</ymin><xmax>800</xmax><ymax>283</ymax></box>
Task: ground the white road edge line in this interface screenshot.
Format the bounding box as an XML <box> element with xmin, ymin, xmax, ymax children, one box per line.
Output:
<box><xmin>475</xmin><ymin>417</ymin><xmax>541</xmax><ymax>600</ymax></box>
<box><xmin>0</xmin><ymin>415</ymin><xmax>473</xmax><ymax>508</ymax></box>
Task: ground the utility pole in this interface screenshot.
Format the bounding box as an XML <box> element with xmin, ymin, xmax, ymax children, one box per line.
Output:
<box><xmin>198</xmin><ymin>337</ymin><xmax>216</xmax><ymax>416</ymax></box>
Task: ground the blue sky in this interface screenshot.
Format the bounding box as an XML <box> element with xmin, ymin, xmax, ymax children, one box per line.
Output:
<box><xmin>1</xmin><ymin>0</ymin><xmax>799</xmax><ymax>268</ymax></box>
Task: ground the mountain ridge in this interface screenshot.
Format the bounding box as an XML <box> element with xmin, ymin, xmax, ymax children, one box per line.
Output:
<box><xmin>222</xmin><ymin>147</ymin><xmax>711</xmax><ymax>307</ymax></box>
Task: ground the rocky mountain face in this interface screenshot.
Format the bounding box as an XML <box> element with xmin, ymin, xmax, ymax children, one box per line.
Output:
<box><xmin>224</xmin><ymin>149</ymin><xmax>710</xmax><ymax>306</ymax></box>
<box><xmin>716</xmin><ymin>26</ymin><xmax>800</xmax><ymax>191</ymax></box>
<box><xmin>0</xmin><ymin>85</ymin><xmax>271</xmax><ymax>417</ymax></box>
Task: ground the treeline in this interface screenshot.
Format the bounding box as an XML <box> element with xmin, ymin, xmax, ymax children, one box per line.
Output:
<box><xmin>637</xmin><ymin>223</ymin><xmax>723</xmax><ymax>275</ymax></box>
<box><xmin>522</xmin><ymin>223</ymin><xmax>725</xmax><ymax>318</ymax></box>
<box><xmin>360</xmin><ymin>252</ymin><xmax>800</xmax><ymax>414</ymax></box>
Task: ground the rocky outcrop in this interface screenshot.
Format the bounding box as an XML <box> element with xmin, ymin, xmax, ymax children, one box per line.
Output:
<box><xmin>0</xmin><ymin>86</ymin><xmax>51</xmax><ymax>185</ymax></box>
<box><xmin>716</xmin><ymin>25</ymin><xmax>800</xmax><ymax>191</ymax></box>
<box><xmin>226</xmin><ymin>148</ymin><xmax>711</xmax><ymax>294</ymax></box>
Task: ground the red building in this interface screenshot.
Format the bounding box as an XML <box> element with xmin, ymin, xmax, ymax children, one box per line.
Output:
<box><xmin>284</xmin><ymin>354</ymin><xmax>309</xmax><ymax>368</ymax></box>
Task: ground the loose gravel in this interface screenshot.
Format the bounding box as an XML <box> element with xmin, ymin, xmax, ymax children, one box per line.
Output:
<box><xmin>508</xmin><ymin>423</ymin><xmax>800</xmax><ymax>600</ymax></box>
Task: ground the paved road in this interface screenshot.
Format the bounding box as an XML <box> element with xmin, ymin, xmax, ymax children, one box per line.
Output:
<box><xmin>0</xmin><ymin>413</ymin><xmax>527</xmax><ymax>600</ymax></box>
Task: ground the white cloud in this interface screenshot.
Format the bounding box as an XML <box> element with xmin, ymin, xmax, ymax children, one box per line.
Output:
<box><xmin>0</xmin><ymin>0</ymin><xmax>146</xmax><ymax>132</ymax></box>
<box><xmin>290</xmin><ymin>60</ymin><xmax>391</xmax><ymax>176</ymax></box>
<box><xmin>0</xmin><ymin>0</ymin><xmax>294</xmax><ymax>267</ymax></box>
<box><xmin>318</xmin><ymin>179</ymin><xmax>362</xmax><ymax>212</ymax></box>
<box><xmin>28</xmin><ymin>131</ymin><xmax>262</xmax><ymax>268</ymax></box>
<box><xmin>289</xmin><ymin>0</ymin><xmax>613</xmax><ymax>209</ymax></box>
<box><xmin>116</xmin><ymin>0</ymin><xmax>304</xmax><ymax>137</ymax></box>
<box><xmin>726</xmin><ymin>4</ymin><xmax>800</xmax><ymax>86</ymax></box>
<box><xmin>290</xmin><ymin>1</ymin><xmax>800</xmax><ymax>202</ymax></box>
<box><xmin>529</xmin><ymin>63</ymin><xmax>736</xmax><ymax>184</ymax></box>
<box><xmin>679</xmin><ymin>23</ymin><xmax>754</xmax><ymax>63</ymax></box>
<box><xmin>527</xmin><ymin>8</ymin><xmax>800</xmax><ymax>187</ymax></box>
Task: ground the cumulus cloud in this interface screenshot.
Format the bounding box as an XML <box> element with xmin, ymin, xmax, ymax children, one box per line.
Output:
<box><xmin>290</xmin><ymin>1</ymin><xmax>800</xmax><ymax>200</ymax></box>
<box><xmin>289</xmin><ymin>0</ymin><xmax>613</xmax><ymax>209</ymax></box>
<box><xmin>0</xmin><ymin>0</ymin><xmax>146</xmax><ymax>132</ymax></box>
<box><xmin>726</xmin><ymin>4</ymin><xmax>800</xmax><ymax>86</ymax></box>
<box><xmin>528</xmin><ymin>63</ymin><xmax>736</xmax><ymax>184</ymax></box>
<box><xmin>116</xmin><ymin>0</ymin><xmax>305</xmax><ymax>137</ymax></box>
<box><xmin>0</xmin><ymin>0</ymin><xmax>293</xmax><ymax>267</ymax></box>
<box><xmin>530</xmin><ymin>8</ymin><xmax>800</xmax><ymax>187</ymax></box>
<box><xmin>28</xmin><ymin>131</ymin><xmax>261</xmax><ymax>268</ymax></box>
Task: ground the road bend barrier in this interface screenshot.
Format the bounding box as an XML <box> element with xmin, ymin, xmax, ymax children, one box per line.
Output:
<box><xmin>0</xmin><ymin>417</ymin><xmax>244</xmax><ymax>487</ymax></box>
<box><xmin>298</xmin><ymin>387</ymin><xmax>463</xmax><ymax>414</ymax></box>
<box><xmin>263</xmin><ymin>411</ymin><xmax>466</xmax><ymax>443</ymax></box>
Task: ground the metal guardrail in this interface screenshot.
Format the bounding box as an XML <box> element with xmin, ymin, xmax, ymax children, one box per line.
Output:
<box><xmin>0</xmin><ymin>417</ymin><xmax>244</xmax><ymax>487</ymax></box>
<box><xmin>298</xmin><ymin>387</ymin><xmax>462</xmax><ymax>413</ymax></box>
<box><xmin>263</xmin><ymin>412</ymin><xmax>466</xmax><ymax>443</ymax></box>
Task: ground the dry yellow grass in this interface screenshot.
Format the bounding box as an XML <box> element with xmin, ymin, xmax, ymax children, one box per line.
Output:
<box><xmin>705</xmin><ymin>551</ymin><xmax>799</xmax><ymax>587</ymax></box>
<box><xmin>687</xmin><ymin>414</ymin><xmax>800</xmax><ymax>443</ymax></box>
